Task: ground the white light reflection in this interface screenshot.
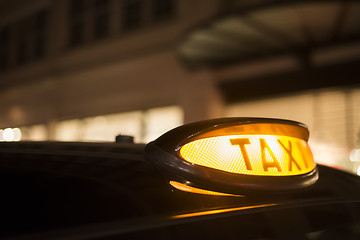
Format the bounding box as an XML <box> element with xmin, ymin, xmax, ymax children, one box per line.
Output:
<box><xmin>350</xmin><ymin>149</ymin><xmax>360</xmax><ymax>162</ymax></box>
<box><xmin>3</xmin><ymin>128</ymin><xmax>15</xmax><ymax>141</ymax></box>
<box><xmin>0</xmin><ymin>128</ymin><xmax>22</xmax><ymax>142</ymax></box>
<box><xmin>13</xmin><ymin>128</ymin><xmax>22</xmax><ymax>141</ymax></box>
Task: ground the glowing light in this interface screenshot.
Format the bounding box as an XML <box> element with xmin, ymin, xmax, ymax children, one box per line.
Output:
<box><xmin>350</xmin><ymin>149</ymin><xmax>360</xmax><ymax>162</ymax></box>
<box><xmin>3</xmin><ymin>128</ymin><xmax>15</xmax><ymax>141</ymax></box>
<box><xmin>171</xmin><ymin>203</ymin><xmax>277</xmax><ymax>219</ymax></box>
<box><xmin>180</xmin><ymin>134</ymin><xmax>315</xmax><ymax>176</ymax></box>
<box><xmin>170</xmin><ymin>181</ymin><xmax>243</xmax><ymax>197</ymax></box>
<box><xmin>0</xmin><ymin>128</ymin><xmax>22</xmax><ymax>142</ymax></box>
<box><xmin>13</xmin><ymin>128</ymin><xmax>22</xmax><ymax>141</ymax></box>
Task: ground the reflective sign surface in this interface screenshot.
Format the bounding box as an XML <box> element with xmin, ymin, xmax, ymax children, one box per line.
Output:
<box><xmin>180</xmin><ymin>134</ymin><xmax>315</xmax><ymax>176</ymax></box>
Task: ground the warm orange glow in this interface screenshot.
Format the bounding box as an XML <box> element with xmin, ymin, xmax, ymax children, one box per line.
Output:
<box><xmin>180</xmin><ymin>134</ymin><xmax>315</xmax><ymax>176</ymax></box>
<box><xmin>170</xmin><ymin>181</ymin><xmax>243</xmax><ymax>197</ymax></box>
<box><xmin>171</xmin><ymin>203</ymin><xmax>277</xmax><ymax>219</ymax></box>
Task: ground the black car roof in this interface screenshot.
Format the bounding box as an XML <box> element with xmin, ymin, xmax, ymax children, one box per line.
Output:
<box><xmin>1</xmin><ymin>141</ymin><xmax>360</xmax><ymax>239</ymax></box>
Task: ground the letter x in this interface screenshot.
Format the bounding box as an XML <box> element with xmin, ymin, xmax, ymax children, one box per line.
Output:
<box><xmin>277</xmin><ymin>140</ymin><xmax>301</xmax><ymax>171</ymax></box>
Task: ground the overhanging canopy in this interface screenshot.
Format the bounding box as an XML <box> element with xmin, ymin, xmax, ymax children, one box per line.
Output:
<box><xmin>178</xmin><ymin>0</ymin><xmax>360</xmax><ymax>68</ymax></box>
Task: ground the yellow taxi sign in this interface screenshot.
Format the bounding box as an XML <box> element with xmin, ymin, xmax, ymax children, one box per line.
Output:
<box><xmin>145</xmin><ymin>118</ymin><xmax>318</xmax><ymax>192</ymax></box>
<box><xmin>180</xmin><ymin>134</ymin><xmax>315</xmax><ymax>176</ymax></box>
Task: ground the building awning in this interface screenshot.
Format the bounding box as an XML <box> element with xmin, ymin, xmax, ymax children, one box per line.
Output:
<box><xmin>178</xmin><ymin>0</ymin><xmax>360</xmax><ymax>69</ymax></box>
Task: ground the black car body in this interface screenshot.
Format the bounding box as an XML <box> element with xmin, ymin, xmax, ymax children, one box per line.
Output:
<box><xmin>1</xmin><ymin>118</ymin><xmax>360</xmax><ymax>240</ymax></box>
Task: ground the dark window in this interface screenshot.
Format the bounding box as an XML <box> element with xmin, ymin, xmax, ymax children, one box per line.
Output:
<box><xmin>16</xmin><ymin>10</ymin><xmax>48</xmax><ymax>65</ymax></box>
<box><xmin>0</xmin><ymin>9</ymin><xmax>48</xmax><ymax>70</ymax></box>
<box><xmin>0</xmin><ymin>27</ymin><xmax>10</xmax><ymax>72</ymax></box>
<box><xmin>93</xmin><ymin>0</ymin><xmax>110</xmax><ymax>39</ymax></box>
<box><xmin>68</xmin><ymin>0</ymin><xmax>86</xmax><ymax>47</ymax></box>
<box><xmin>69</xmin><ymin>21</ymin><xmax>85</xmax><ymax>47</ymax></box>
<box><xmin>16</xmin><ymin>21</ymin><xmax>30</xmax><ymax>65</ymax></box>
<box><xmin>151</xmin><ymin>0</ymin><xmax>175</xmax><ymax>22</ymax></box>
<box><xmin>122</xmin><ymin>0</ymin><xmax>143</xmax><ymax>31</ymax></box>
<box><xmin>71</xmin><ymin>0</ymin><xmax>85</xmax><ymax>14</ymax></box>
<box><xmin>34</xmin><ymin>10</ymin><xmax>48</xmax><ymax>59</ymax></box>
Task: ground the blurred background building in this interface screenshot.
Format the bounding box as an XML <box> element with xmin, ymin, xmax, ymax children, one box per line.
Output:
<box><xmin>0</xmin><ymin>0</ymin><xmax>360</xmax><ymax>173</ymax></box>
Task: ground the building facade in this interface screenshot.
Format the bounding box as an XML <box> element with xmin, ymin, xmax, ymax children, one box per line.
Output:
<box><xmin>0</xmin><ymin>0</ymin><xmax>360</xmax><ymax>173</ymax></box>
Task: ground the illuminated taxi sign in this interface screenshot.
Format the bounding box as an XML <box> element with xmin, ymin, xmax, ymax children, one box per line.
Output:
<box><xmin>179</xmin><ymin>134</ymin><xmax>315</xmax><ymax>176</ymax></box>
<box><xmin>145</xmin><ymin>118</ymin><xmax>319</xmax><ymax>192</ymax></box>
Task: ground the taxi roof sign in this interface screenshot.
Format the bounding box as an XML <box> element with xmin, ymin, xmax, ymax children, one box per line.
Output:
<box><xmin>145</xmin><ymin>118</ymin><xmax>318</xmax><ymax>193</ymax></box>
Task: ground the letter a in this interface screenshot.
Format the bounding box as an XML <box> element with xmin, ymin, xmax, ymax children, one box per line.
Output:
<box><xmin>259</xmin><ymin>138</ymin><xmax>282</xmax><ymax>172</ymax></box>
